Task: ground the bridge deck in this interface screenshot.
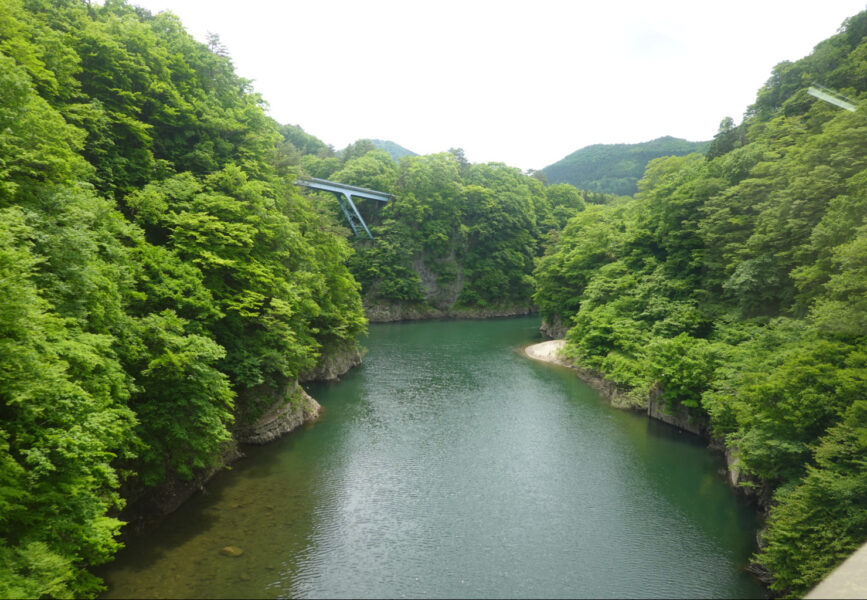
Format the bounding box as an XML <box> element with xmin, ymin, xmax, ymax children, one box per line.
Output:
<box><xmin>807</xmin><ymin>85</ymin><xmax>856</xmax><ymax>111</ymax></box>
<box><xmin>296</xmin><ymin>178</ymin><xmax>393</xmax><ymax>202</ymax></box>
<box><xmin>294</xmin><ymin>177</ymin><xmax>392</xmax><ymax>238</ymax></box>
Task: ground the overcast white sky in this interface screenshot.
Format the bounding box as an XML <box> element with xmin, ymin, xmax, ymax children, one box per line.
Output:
<box><xmin>130</xmin><ymin>0</ymin><xmax>866</xmax><ymax>171</ymax></box>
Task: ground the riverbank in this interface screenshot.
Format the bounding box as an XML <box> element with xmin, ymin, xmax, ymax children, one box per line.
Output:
<box><xmin>117</xmin><ymin>343</ymin><xmax>364</xmax><ymax>537</ymax></box>
<box><xmin>101</xmin><ymin>315</ymin><xmax>763</xmax><ymax>599</ymax></box>
<box><xmin>523</xmin><ymin>340</ymin><xmax>764</xmax><ymax>494</ymax></box>
<box><xmin>523</xmin><ymin>339</ymin><xmax>771</xmax><ymax>556</ymax></box>
<box><xmin>366</xmin><ymin>303</ymin><xmax>534</xmax><ymax>322</ymax></box>
<box><xmin>523</xmin><ymin>340</ymin><xmax>644</xmax><ymax>411</ymax></box>
<box><xmin>523</xmin><ymin>339</ymin><xmax>570</xmax><ymax>365</ymax></box>
<box><xmin>524</xmin><ymin>340</ymin><xmax>715</xmax><ymax>431</ymax></box>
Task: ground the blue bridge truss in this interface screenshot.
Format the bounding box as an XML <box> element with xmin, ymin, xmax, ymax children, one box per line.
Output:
<box><xmin>295</xmin><ymin>177</ymin><xmax>392</xmax><ymax>239</ymax></box>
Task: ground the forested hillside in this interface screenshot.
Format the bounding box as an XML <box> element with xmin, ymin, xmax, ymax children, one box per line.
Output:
<box><xmin>296</xmin><ymin>145</ymin><xmax>605</xmax><ymax>319</ymax></box>
<box><xmin>4</xmin><ymin>0</ymin><xmax>866</xmax><ymax>597</ymax></box>
<box><xmin>534</xmin><ymin>11</ymin><xmax>867</xmax><ymax>596</ymax></box>
<box><xmin>370</xmin><ymin>139</ymin><xmax>417</xmax><ymax>161</ymax></box>
<box><xmin>0</xmin><ymin>0</ymin><xmax>365</xmax><ymax>596</ymax></box>
<box><xmin>542</xmin><ymin>136</ymin><xmax>709</xmax><ymax>196</ymax></box>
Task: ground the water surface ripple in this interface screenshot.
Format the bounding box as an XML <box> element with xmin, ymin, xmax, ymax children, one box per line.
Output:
<box><xmin>102</xmin><ymin>316</ymin><xmax>763</xmax><ymax>599</ymax></box>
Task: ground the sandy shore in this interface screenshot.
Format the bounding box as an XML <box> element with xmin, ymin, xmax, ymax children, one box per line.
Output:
<box><xmin>523</xmin><ymin>339</ymin><xmax>570</xmax><ymax>367</ymax></box>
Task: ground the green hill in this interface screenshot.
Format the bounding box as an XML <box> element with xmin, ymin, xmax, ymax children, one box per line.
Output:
<box><xmin>542</xmin><ymin>136</ymin><xmax>709</xmax><ymax>196</ymax></box>
<box><xmin>371</xmin><ymin>139</ymin><xmax>418</xmax><ymax>161</ymax></box>
<box><xmin>0</xmin><ymin>2</ymin><xmax>366</xmax><ymax>596</ymax></box>
<box><xmin>534</xmin><ymin>8</ymin><xmax>867</xmax><ymax>596</ymax></box>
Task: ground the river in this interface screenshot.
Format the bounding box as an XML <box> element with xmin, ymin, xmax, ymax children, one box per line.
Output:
<box><xmin>101</xmin><ymin>316</ymin><xmax>764</xmax><ymax>598</ymax></box>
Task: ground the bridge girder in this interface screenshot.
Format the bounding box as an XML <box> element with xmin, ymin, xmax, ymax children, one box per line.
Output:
<box><xmin>295</xmin><ymin>178</ymin><xmax>392</xmax><ymax>239</ymax></box>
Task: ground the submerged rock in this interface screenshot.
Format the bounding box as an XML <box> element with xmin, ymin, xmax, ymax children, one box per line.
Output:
<box><xmin>220</xmin><ymin>546</ymin><xmax>244</xmax><ymax>557</ymax></box>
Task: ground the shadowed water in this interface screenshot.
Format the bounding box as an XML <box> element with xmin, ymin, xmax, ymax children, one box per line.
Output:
<box><xmin>101</xmin><ymin>316</ymin><xmax>764</xmax><ymax>598</ymax></box>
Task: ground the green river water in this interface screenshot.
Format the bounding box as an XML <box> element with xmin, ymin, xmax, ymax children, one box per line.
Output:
<box><xmin>101</xmin><ymin>316</ymin><xmax>765</xmax><ymax>598</ymax></box>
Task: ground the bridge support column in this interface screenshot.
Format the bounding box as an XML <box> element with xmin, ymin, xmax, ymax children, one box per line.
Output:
<box><xmin>333</xmin><ymin>192</ymin><xmax>373</xmax><ymax>239</ymax></box>
<box><xmin>294</xmin><ymin>177</ymin><xmax>392</xmax><ymax>239</ymax></box>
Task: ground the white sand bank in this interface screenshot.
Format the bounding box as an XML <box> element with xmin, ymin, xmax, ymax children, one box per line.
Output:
<box><xmin>523</xmin><ymin>340</ymin><xmax>569</xmax><ymax>366</ymax></box>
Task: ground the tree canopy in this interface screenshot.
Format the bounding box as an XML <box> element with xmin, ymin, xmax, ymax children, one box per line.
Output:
<box><xmin>327</xmin><ymin>150</ymin><xmax>592</xmax><ymax>313</ymax></box>
<box><xmin>0</xmin><ymin>1</ymin><xmax>364</xmax><ymax>595</ymax></box>
<box><xmin>541</xmin><ymin>136</ymin><xmax>710</xmax><ymax>196</ymax></box>
<box><xmin>534</xmin><ymin>10</ymin><xmax>867</xmax><ymax>595</ymax></box>
<box><xmin>3</xmin><ymin>1</ymin><xmax>867</xmax><ymax>597</ymax></box>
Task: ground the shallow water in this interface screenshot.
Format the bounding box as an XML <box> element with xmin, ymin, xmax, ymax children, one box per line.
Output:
<box><xmin>101</xmin><ymin>316</ymin><xmax>764</xmax><ymax>598</ymax></box>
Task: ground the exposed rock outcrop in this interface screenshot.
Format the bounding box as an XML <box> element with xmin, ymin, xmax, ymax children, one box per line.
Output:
<box><xmin>238</xmin><ymin>341</ymin><xmax>367</xmax><ymax>444</ymax></box>
<box><xmin>540</xmin><ymin>315</ymin><xmax>568</xmax><ymax>339</ymax></box>
<box><xmin>568</xmin><ymin>364</ymin><xmax>645</xmax><ymax>411</ymax></box>
<box><xmin>646</xmin><ymin>388</ymin><xmax>705</xmax><ymax>436</ymax></box>
<box><xmin>118</xmin><ymin>442</ymin><xmax>244</xmax><ymax>535</ymax></box>
<box><xmin>524</xmin><ymin>340</ymin><xmax>643</xmax><ymax>411</ymax></box>
<box><xmin>301</xmin><ymin>344</ymin><xmax>365</xmax><ymax>382</ymax></box>
<box><xmin>366</xmin><ymin>302</ymin><xmax>534</xmax><ymax>323</ymax></box>
<box><xmin>118</xmin><ymin>343</ymin><xmax>365</xmax><ymax>533</ymax></box>
<box><xmin>413</xmin><ymin>255</ymin><xmax>463</xmax><ymax>311</ymax></box>
<box><xmin>725</xmin><ymin>445</ymin><xmax>746</xmax><ymax>488</ymax></box>
<box><xmin>363</xmin><ymin>247</ymin><xmax>537</xmax><ymax>323</ymax></box>
<box><xmin>524</xmin><ymin>339</ymin><xmax>772</xmax><ymax>514</ymax></box>
<box><xmin>234</xmin><ymin>381</ymin><xmax>321</xmax><ymax>445</ymax></box>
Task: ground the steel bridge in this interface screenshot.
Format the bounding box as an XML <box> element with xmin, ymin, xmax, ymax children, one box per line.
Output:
<box><xmin>807</xmin><ymin>84</ymin><xmax>857</xmax><ymax>112</ymax></box>
<box><xmin>295</xmin><ymin>177</ymin><xmax>392</xmax><ymax>239</ymax></box>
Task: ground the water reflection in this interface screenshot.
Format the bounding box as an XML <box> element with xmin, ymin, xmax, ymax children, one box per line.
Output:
<box><xmin>102</xmin><ymin>317</ymin><xmax>763</xmax><ymax>599</ymax></box>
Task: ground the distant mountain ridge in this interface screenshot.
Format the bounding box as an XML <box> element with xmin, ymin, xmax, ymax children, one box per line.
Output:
<box><xmin>542</xmin><ymin>136</ymin><xmax>710</xmax><ymax>196</ymax></box>
<box><xmin>371</xmin><ymin>139</ymin><xmax>417</xmax><ymax>161</ymax></box>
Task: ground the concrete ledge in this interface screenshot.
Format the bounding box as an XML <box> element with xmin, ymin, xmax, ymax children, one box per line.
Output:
<box><xmin>806</xmin><ymin>542</ymin><xmax>867</xmax><ymax>599</ymax></box>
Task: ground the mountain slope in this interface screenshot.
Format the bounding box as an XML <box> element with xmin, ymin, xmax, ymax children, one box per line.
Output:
<box><xmin>542</xmin><ymin>136</ymin><xmax>709</xmax><ymax>196</ymax></box>
<box><xmin>371</xmin><ymin>139</ymin><xmax>418</xmax><ymax>161</ymax></box>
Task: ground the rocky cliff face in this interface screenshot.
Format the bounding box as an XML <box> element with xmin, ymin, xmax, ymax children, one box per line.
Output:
<box><xmin>301</xmin><ymin>344</ymin><xmax>365</xmax><ymax>382</ymax></box>
<box><xmin>530</xmin><ymin>342</ymin><xmax>769</xmax><ymax>513</ymax></box>
<box><xmin>413</xmin><ymin>255</ymin><xmax>463</xmax><ymax>311</ymax></box>
<box><xmin>363</xmin><ymin>248</ymin><xmax>536</xmax><ymax>323</ymax></box>
<box><xmin>646</xmin><ymin>388</ymin><xmax>706</xmax><ymax>436</ymax></box>
<box><xmin>120</xmin><ymin>342</ymin><xmax>365</xmax><ymax>530</ymax></box>
<box><xmin>237</xmin><ymin>342</ymin><xmax>367</xmax><ymax>444</ymax></box>
<box><xmin>234</xmin><ymin>382</ymin><xmax>321</xmax><ymax>445</ymax></box>
<box><xmin>539</xmin><ymin>315</ymin><xmax>568</xmax><ymax>339</ymax></box>
<box><xmin>365</xmin><ymin>302</ymin><xmax>534</xmax><ymax>323</ymax></box>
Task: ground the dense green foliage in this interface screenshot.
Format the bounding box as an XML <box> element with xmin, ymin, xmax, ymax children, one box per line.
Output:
<box><xmin>534</xmin><ymin>11</ymin><xmax>867</xmax><ymax>596</ymax></box>
<box><xmin>5</xmin><ymin>0</ymin><xmax>866</xmax><ymax>596</ymax></box>
<box><xmin>302</xmin><ymin>146</ymin><xmax>594</xmax><ymax>313</ymax></box>
<box><xmin>542</xmin><ymin>136</ymin><xmax>710</xmax><ymax>196</ymax></box>
<box><xmin>0</xmin><ymin>0</ymin><xmax>364</xmax><ymax>596</ymax></box>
